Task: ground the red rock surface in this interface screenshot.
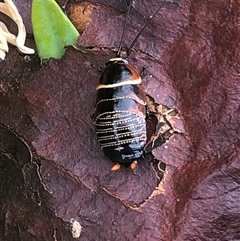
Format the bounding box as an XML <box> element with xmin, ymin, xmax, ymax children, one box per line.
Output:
<box><xmin>0</xmin><ymin>0</ymin><xmax>240</xmax><ymax>240</ymax></box>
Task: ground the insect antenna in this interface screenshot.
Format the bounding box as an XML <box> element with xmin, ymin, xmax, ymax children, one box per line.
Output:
<box><xmin>116</xmin><ymin>0</ymin><xmax>133</xmax><ymax>57</ymax></box>
<box><xmin>126</xmin><ymin>0</ymin><xmax>166</xmax><ymax>58</ymax></box>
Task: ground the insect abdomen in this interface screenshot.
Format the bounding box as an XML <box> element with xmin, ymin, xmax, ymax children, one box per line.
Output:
<box><xmin>95</xmin><ymin>96</ymin><xmax>146</xmax><ymax>165</ymax></box>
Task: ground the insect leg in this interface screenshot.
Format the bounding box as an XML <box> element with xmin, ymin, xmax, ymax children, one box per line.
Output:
<box><xmin>111</xmin><ymin>163</ymin><xmax>121</xmax><ymax>171</ymax></box>
<box><xmin>130</xmin><ymin>160</ymin><xmax>138</xmax><ymax>170</ymax></box>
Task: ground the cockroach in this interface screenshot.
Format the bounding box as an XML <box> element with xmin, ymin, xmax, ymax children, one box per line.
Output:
<box><xmin>94</xmin><ymin>0</ymin><xmax>166</xmax><ymax>170</ymax></box>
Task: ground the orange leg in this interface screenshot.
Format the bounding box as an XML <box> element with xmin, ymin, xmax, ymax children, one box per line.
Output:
<box><xmin>111</xmin><ymin>163</ymin><xmax>121</xmax><ymax>171</ymax></box>
<box><xmin>130</xmin><ymin>161</ymin><xmax>138</xmax><ymax>170</ymax></box>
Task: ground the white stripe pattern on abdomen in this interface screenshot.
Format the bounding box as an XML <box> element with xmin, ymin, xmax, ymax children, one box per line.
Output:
<box><xmin>95</xmin><ymin>109</ymin><xmax>146</xmax><ymax>149</ymax></box>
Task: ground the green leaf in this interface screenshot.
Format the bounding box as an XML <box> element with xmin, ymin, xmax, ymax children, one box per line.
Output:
<box><xmin>32</xmin><ymin>0</ymin><xmax>80</xmax><ymax>59</ymax></box>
